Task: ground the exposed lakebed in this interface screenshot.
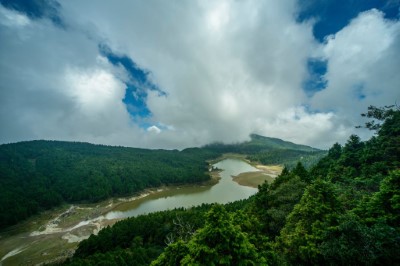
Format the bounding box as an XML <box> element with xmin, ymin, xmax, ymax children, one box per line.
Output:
<box><xmin>0</xmin><ymin>158</ymin><xmax>280</xmax><ymax>265</ymax></box>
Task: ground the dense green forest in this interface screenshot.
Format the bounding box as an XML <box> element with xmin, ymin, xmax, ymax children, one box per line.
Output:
<box><xmin>0</xmin><ymin>133</ymin><xmax>324</xmax><ymax>230</ymax></box>
<box><xmin>0</xmin><ymin>142</ymin><xmax>218</xmax><ymax>228</ymax></box>
<box><xmin>204</xmin><ymin>133</ymin><xmax>318</xmax><ymax>154</ymax></box>
<box><xmin>64</xmin><ymin>106</ymin><xmax>400</xmax><ymax>265</ymax></box>
<box><xmin>247</xmin><ymin>149</ymin><xmax>326</xmax><ymax>169</ymax></box>
<box><xmin>206</xmin><ymin>134</ymin><xmax>326</xmax><ymax>168</ymax></box>
<box><xmin>206</xmin><ymin>133</ymin><xmax>318</xmax><ymax>152</ymax></box>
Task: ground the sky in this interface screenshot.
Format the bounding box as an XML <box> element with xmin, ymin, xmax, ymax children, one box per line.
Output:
<box><xmin>0</xmin><ymin>0</ymin><xmax>399</xmax><ymax>150</ymax></box>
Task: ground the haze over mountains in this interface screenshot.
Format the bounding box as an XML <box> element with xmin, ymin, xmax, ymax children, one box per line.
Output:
<box><xmin>64</xmin><ymin>107</ymin><xmax>400</xmax><ymax>265</ymax></box>
<box><xmin>0</xmin><ymin>134</ymin><xmax>325</xmax><ymax>229</ymax></box>
<box><xmin>0</xmin><ymin>1</ymin><xmax>399</xmax><ymax>149</ymax></box>
<box><xmin>0</xmin><ymin>0</ymin><xmax>399</xmax><ymax>265</ymax></box>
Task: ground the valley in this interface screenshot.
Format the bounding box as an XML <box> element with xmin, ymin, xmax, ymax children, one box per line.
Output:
<box><xmin>2</xmin><ymin>111</ymin><xmax>398</xmax><ymax>266</ymax></box>
<box><xmin>0</xmin><ymin>158</ymin><xmax>279</xmax><ymax>265</ymax></box>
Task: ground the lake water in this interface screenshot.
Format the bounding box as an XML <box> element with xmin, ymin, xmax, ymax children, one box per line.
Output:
<box><xmin>106</xmin><ymin>159</ymin><xmax>259</xmax><ymax>219</ymax></box>
<box><xmin>0</xmin><ymin>158</ymin><xmax>262</xmax><ymax>266</ymax></box>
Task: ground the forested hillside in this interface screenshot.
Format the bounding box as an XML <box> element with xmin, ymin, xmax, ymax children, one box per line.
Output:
<box><xmin>65</xmin><ymin>106</ymin><xmax>400</xmax><ymax>265</ymax></box>
<box><xmin>248</xmin><ymin>148</ymin><xmax>326</xmax><ymax>169</ymax></box>
<box><xmin>205</xmin><ymin>134</ymin><xmax>327</xmax><ymax>168</ymax></box>
<box><xmin>204</xmin><ymin>133</ymin><xmax>318</xmax><ymax>154</ymax></box>
<box><xmin>0</xmin><ymin>133</ymin><xmax>324</xmax><ymax>230</ymax></box>
<box><xmin>0</xmin><ymin>141</ymin><xmax>218</xmax><ymax>228</ymax></box>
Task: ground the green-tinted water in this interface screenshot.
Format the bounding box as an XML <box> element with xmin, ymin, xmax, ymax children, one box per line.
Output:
<box><xmin>106</xmin><ymin>159</ymin><xmax>259</xmax><ymax>219</ymax></box>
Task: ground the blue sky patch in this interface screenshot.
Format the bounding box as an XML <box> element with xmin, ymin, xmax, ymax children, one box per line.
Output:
<box><xmin>297</xmin><ymin>0</ymin><xmax>400</xmax><ymax>42</ymax></box>
<box><xmin>0</xmin><ymin>0</ymin><xmax>64</xmax><ymax>27</ymax></box>
<box><xmin>352</xmin><ymin>83</ymin><xmax>366</xmax><ymax>100</ymax></box>
<box><xmin>303</xmin><ymin>58</ymin><xmax>328</xmax><ymax>97</ymax></box>
<box><xmin>99</xmin><ymin>45</ymin><xmax>166</xmax><ymax>125</ymax></box>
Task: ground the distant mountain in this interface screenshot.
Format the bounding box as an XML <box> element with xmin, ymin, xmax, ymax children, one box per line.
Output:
<box><xmin>0</xmin><ymin>140</ymin><xmax>218</xmax><ymax>229</ymax></box>
<box><xmin>0</xmin><ymin>135</ymin><xmax>324</xmax><ymax>229</ymax></box>
<box><xmin>67</xmin><ymin>106</ymin><xmax>400</xmax><ymax>266</ymax></box>
<box><xmin>204</xmin><ymin>134</ymin><xmax>325</xmax><ymax>168</ymax></box>
<box><xmin>204</xmin><ymin>134</ymin><xmax>320</xmax><ymax>154</ymax></box>
<box><xmin>247</xmin><ymin>134</ymin><xmax>319</xmax><ymax>152</ymax></box>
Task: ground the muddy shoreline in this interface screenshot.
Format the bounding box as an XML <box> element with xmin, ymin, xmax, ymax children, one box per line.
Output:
<box><xmin>232</xmin><ymin>164</ymin><xmax>282</xmax><ymax>188</ymax></box>
<box><xmin>0</xmin><ymin>159</ymin><xmax>273</xmax><ymax>265</ymax></box>
<box><xmin>0</xmin><ymin>171</ymin><xmax>222</xmax><ymax>266</ymax></box>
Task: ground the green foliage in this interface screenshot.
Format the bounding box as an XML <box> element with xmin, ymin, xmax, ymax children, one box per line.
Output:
<box><xmin>357</xmin><ymin>104</ymin><xmax>398</xmax><ymax>131</ymax></box>
<box><xmin>275</xmin><ymin>105</ymin><xmax>400</xmax><ymax>265</ymax></box>
<box><xmin>205</xmin><ymin>134</ymin><xmax>318</xmax><ymax>155</ymax></box>
<box><xmin>287</xmin><ymin>188</ymin><xmax>396</xmax><ymax>263</ymax></box>
<box><xmin>65</xmin><ymin>244</ymin><xmax>161</xmax><ymax>266</ymax></box>
<box><xmin>319</xmin><ymin>213</ymin><xmax>400</xmax><ymax>265</ymax></box>
<box><xmin>65</xmin><ymin>104</ymin><xmax>400</xmax><ymax>265</ymax></box>
<box><xmin>357</xmin><ymin>170</ymin><xmax>400</xmax><ymax>228</ymax></box>
<box><xmin>67</xmin><ymin>206</ymin><xmax>208</xmax><ymax>265</ymax></box>
<box><xmin>9</xmin><ymin>106</ymin><xmax>400</xmax><ymax>265</ymax></box>
<box><xmin>254</xmin><ymin>175</ymin><xmax>307</xmax><ymax>237</ymax></box>
<box><xmin>150</xmin><ymin>239</ymin><xmax>189</xmax><ymax>266</ymax></box>
<box><xmin>248</xmin><ymin>149</ymin><xmax>326</xmax><ymax>169</ymax></box>
<box><xmin>74</xmin><ymin>207</ymin><xmax>208</xmax><ymax>259</ymax></box>
<box><xmin>292</xmin><ymin>162</ymin><xmax>310</xmax><ymax>183</ymax></box>
<box><xmin>153</xmin><ymin>204</ymin><xmax>266</xmax><ymax>265</ymax></box>
<box><xmin>67</xmin><ymin>201</ymin><xmax>253</xmax><ymax>266</ymax></box>
<box><xmin>0</xmin><ymin>141</ymin><xmax>219</xmax><ymax>228</ymax></box>
<box><xmin>277</xmin><ymin>179</ymin><xmax>342</xmax><ymax>264</ymax></box>
<box><xmin>205</xmin><ymin>134</ymin><xmax>325</xmax><ymax>169</ymax></box>
<box><xmin>310</xmin><ymin>143</ymin><xmax>342</xmax><ymax>179</ymax></box>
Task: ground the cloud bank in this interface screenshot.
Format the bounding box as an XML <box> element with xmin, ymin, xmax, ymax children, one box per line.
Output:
<box><xmin>0</xmin><ymin>1</ymin><xmax>399</xmax><ymax>149</ymax></box>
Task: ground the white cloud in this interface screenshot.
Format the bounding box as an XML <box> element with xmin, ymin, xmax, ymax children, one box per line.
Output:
<box><xmin>311</xmin><ymin>9</ymin><xmax>400</xmax><ymax>134</ymax></box>
<box><xmin>59</xmin><ymin>0</ymin><xmax>325</xmax><ymax>147</ymax></box>
<box><xmin>147</xmin><ymin>125</ymin><xmax>161</xmax><ymax>134</ymax></box>
<box><xmin>0</xmin><ymin>8</ymin><xmax>141</xmax><ymax>146</ymax></box>
<box><xmin>0</xmin><ymin>5</ymin><xmax>30</xmax><ymax>27</ymax></box>
<box><xmin>0</xmin><ymin>2</ymin><xmax>398</xmax><ymax>150</ymax></box>
<box><xmin>254</xmin><ymin>106</ymin><xmax>351</xmax><ymax>148</ymax></box>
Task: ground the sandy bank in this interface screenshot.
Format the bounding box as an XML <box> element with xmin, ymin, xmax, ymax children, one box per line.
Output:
<box><xmin>232</xmin><ymin>164</ymin><xmax>282</xmax><ymax>188</ymax></box>
<box><xmin>232</xmin><ymin>172</ymin><xmax>274</xmax><ymax>188</ymax></box>
<box><xmin>0</xmin><ymin>167</ymin><xmax>223</xmax><ymax>265</ymax></box>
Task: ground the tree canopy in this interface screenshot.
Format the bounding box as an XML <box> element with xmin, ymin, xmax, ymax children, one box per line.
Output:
<box><xmin>0</xmin><ymin>141</ymin><xmax>218</xmax><ymax>228</ymax></box>
<box><xmin>64</xmin><ymin>105</ymin><xmax>400</xmax><ymax>265</ymax></box>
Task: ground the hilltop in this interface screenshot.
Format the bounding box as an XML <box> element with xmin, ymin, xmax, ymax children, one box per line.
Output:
<box><xmin>204</xmin><ymin>134</ymin><xmax>326</xmax><ymax>168</ymax></box>
<box><xmin>204</xmin><ymin>133</ymin><xmax>319</xmax><ymax>153</ymax></box>
<box><xmin>65</xmin><ymin>105</ymin><xmax>400</xmax><ymax>265</ymax></box>
<box><xmin>0</xmin><ymin>135</ymin><xmax>322</xmax><ymax>229</ymax></box>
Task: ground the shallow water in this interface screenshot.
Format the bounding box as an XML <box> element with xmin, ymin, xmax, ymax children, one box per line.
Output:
<box><xmin>106</xmin><ymin>158</ymin><xmax>259</xmax><ymax>219</ymax></box>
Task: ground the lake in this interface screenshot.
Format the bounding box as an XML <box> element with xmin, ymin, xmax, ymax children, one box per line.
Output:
<box><xmin>105</xmin><ymin>158</ymin><xmax>259</xmax><ymax>219</ymax></box>
<box><xmin>0</xmin><ymin>158</ymin><xmax>261</xmax><ymax>265</ymax></box>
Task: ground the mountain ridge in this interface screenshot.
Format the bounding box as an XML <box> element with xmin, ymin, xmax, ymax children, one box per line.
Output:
<box><xmin>202</xmin><ymin>133</ymin><xmax>321</xmax><ymax>154</ymax></box>
<box><xmin>0</xmin><ymin>134</ymin><xmax>323</xmax><ymax>229</ymax></box>
<box><xmin>1</xmin><ymin>133</ymin><xmax>320</xmax><ymax>152</ymax></box>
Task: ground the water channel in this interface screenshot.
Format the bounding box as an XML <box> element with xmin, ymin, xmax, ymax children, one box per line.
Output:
<box><xmin>0</xmin><ymin>158</ymin><xmax>262</xmax><ymax>265</ymax></box>
<box><xmin>106</xmin><ymin>158</ymin><xmax>259</xmax><ymax>219</ymax></box>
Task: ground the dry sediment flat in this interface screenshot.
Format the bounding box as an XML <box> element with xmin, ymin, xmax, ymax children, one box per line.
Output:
<box><xmin>0</xmin><ymin>173</ymin><xmax>223</xmax><ymax>266</ymax></box>
<box><xmin>232</xmin><ymin>164</ymin><xmax>282</xmax><ymax>188</ymax></box>
<box><xmin>0</xmin><ymin>164</ymin><xmax>245</xmax><ymax>265</ymax></box>
<box><xmin>0</xmin><ymin>189</ymin><xmax>166</xmax><ymax>266</ymax></box>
